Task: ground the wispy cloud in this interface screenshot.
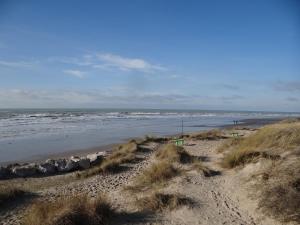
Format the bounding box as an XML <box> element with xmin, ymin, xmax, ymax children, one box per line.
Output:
<box><xmin>64</xmin><ymin>69</ymin><xmax>86</xmax><ymax>78</ymax></box>
<box><xmin>0</xmin><ymin>60</ymin><xmax>37</xmax><ymax>68</ymax></box>
<box><xmin>273</xmin><ymin>81</ymin><xmax>300</xmax><ymax>92</ymax></box>
<box><xmin>51</xmin><ymin>53</ymin><xmax>166</xmax><ymax>73</ymax></box>
<box><xmin>286</xmin><ymin>97</ymin><xmax>299</xmax><ymax>102</ymax></box>
<box><xmin>95</xmin><ymin>53</ymin><xmax>166</xmax><ymax>72</ymax></box>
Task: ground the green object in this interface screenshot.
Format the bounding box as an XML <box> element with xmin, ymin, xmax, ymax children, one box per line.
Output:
<box><xmin>231</xmin><ymin>132</ymin><xmax>240</xmax><ymax>138</ymax></box>
<box><xmin>174</xmin><ymin>139</ymin><xmax>184</xmax><ymax>146</ymax></box>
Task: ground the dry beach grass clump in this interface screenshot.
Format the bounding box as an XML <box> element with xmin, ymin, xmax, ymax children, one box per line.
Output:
<box><xmin>77</xmin><ymin>140</ymin><xmax>139</xmax><ymax>178</ymax></box>
<box><xmin>135</xmin><ymin>191</ymin><xmax>193</xmax><ymax>212</ymax></box>
<box><xmin>221</xmin><ymin>122</ymin><xmax>300</xmax><ymax>168</ymax></box>
<box><xmin>184</xmin><ymin>129</ymin><xmax>227</xmax><ymax>140</ymax></box>
<box><xmin>128</xmin><ymin>161</ymin><xmax>179</xmax><ymax>191</ymax></box>
<box><xmin>155</xmin><ymin>144</ymin><xmax>193</xmax><ymax>163</ymax></box>
<box><xmin>220</xmin><ymin>120</ymin><xmax>300</xmax><ymax>223</ymax></box>
<box><xmin>23</xmin><ymin>194</ymin><xmax>115</xmax><ymax>225</ymax></box>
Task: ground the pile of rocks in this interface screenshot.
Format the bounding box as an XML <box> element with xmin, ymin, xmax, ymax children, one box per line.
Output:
<box><xmin>0</xmin><ymin>151</ymin><xmax>107</xmax><ymax>179</ymax></box>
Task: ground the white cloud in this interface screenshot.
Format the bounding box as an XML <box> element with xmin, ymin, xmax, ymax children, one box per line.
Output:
<box><xmin>0</xmin><ymin>60</ymin><xmax>37</xmax><ymax>68</ymax></box>
<box><xmin>96</xmin><ymin>53</ymin><xmax>166</xmax><ymax>72</ymax></box>
<box><xmin>64</xmin><ymin>70</ymin><xmax>86</xmax><ymax>78</ymax></box>
<box><xmin>51</xmin><ymin>53</ymin><xmax>166</xmax><ymax>73</ymax></box>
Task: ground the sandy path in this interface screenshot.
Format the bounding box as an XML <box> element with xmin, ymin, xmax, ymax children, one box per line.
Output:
<box><xmin>113</xmin><ymin>139</ymin><xmax>257</xmax><ymax>225</ymax></box>
<box><xmin>162</xmin><ymin>139</ymin><xmax>257</xmax><ymax>225</ymax></box>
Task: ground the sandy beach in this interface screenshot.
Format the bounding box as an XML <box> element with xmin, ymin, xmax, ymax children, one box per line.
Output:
<box><xmin>1</xmin><ymin>118</ymin><xmax>299</xmax><ymax>225</ymax></box>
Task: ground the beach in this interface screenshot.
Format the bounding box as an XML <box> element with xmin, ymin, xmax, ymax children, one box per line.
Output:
<box><xmin>1</xmin><ymin>118</ymin><xmax>299</xmax><ymax>225</ymax></box>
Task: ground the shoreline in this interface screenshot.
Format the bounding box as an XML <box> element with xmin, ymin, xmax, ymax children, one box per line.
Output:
<box><xmin>0</xmin><ymin>117</ymin><xmax>286</xmax><ymax>167</ymax></box>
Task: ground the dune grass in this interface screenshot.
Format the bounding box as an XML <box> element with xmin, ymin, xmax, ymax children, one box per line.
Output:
<box><xmin>185</xmin><ymin>129</ymin><xmax>227</xmax><ymax>140</ymax></box>
<box><xmin>143</xmin><ymin>135</ymin><xmax>169</xmax><ymax>144</ymax></box>
<box><xmin>23</xmin><ymin>194</ymin><xmax>114</xmax><ymax>225</ymax></box>
<box><xmin>155</xmin><ymin>144</ymin><xmax>193</xmax><ymax>163</ymax></box>
<box><xmin>258</xmin><ymin>158</ymin><xmax>300</xmax><ymax>223</ymax></box>
<box><xmin>217</xmin><ymin>137</ymin><xmax>244</xmax><ymax>153</ymax></box>
<box><xmin>127</xmin><ymin>161</ymin><xmax>179</xmax><ymax>191</ymax></box>
<box><xmin>0</xmin><ymin>185</ymin><xmax>26</xmax><ymax>208</ymax></box>
<box><xmin>190</xmin><ymin>161</ymin><xmax>217</xmax><ymax>177</ymax></box>
<box><xmin>155</xmin><ymin>144</ymin><xmax>215</xmax><ymax>176</ymax></box>
<box><xmin>220</xmin><ymin>120</ymin><xmax>300</xmax><ymax>222</ymax></box>
<box><xmin>221</xmin><ymin>122</ymin><xmax>300</xmax><ymax>168</ymax></box>
<box><xmin>100</xmin><ymin>141</ymin><xmax>139</xmax><ymax>172</ymax></box>
<box><xmin>135</xmin><ymin>192</ymin><xmax>193</xmax><ymax>212</ymax></box>
<box><xmin>77</xmin><ymin>141</ymin><xmax>139</xmax><ymax>178</ymax></box>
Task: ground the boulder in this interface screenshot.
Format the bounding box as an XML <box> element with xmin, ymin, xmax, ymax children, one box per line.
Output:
<box><xmin>69</xmin><ymin>156</ymin><xmax>90</xmax><ymax>169</ymax></box>
<box><xmin>12</xmin><ymin>164</ymin><xmax>38</xmax><ymax>177</ymax></box>
<box><xmin>55</xmin><ymin>158</ymin><xmax>80</xmax><ymax>173</ymax></box>
<box><xmin>77</xmin><ymin>158</ymin><xmax>90</xmax><ymax>169</ymax></box>
<box><xmin>45</xmin><ymin>159</ymin><xmax>56</xmax><ymax>164</ymax></box>
<box><xmin>86</xmin><ymin>152</ymin><xmax>105</xmax><ymax>166</ymax></box>
<box><xmin>0</xmin><ymin>166</ymin><xmax>11</xmax><ymax>179</ymax></box>
<box><xmin>38</xmin><ymin>162</ymin><xmax>56</xmax><ymax>174</ymax></box>
<box><xmin>64</xmin><ymin>159</ymin><xmax>79</xmax><ymax>172</ymax></box>
<box><xmin>55</xmin><ymin>159</ymin><xmax>67</xmax><ymax>172</ymax></box>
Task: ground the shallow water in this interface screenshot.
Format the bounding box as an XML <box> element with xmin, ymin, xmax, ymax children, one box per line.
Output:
<box><xmin>0</xmin><ymin>109</ymin><xmax>298</xmax><ymax>164</ymax></box>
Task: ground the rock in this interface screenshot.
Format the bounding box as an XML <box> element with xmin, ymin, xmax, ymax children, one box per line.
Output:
<box><xmin>55</xmin><ymin>159</ymin><xmax>67</xmax><ymax>172</ymax></box>
<box><xmin>77</xmin><ymin>158</ymin><xmax>90</xmax><ymax>169</ymax></box>
<box><xmin>69</xmin><ymin>156</ymin><xmax>89</xmax><ymax>170</ymax></box>
<box><xmin>64</xmin><ymin>159</ymin><xmax>79</xmax><ymax>172</ymax></box>
<box><xmin>86</xmin><ymin>152</ymin><xmax>105</xmax><ymax>166</ymax></box>
<box><xmin>12</xmin><ymin>164</ymin><xmax>38</xmax><ymax>177</ymax></box>
<box><xmin>38</xmin><ymin>162</ymin><xmax>56</xmax><ymax>174</ymax></box>
<box><xmin>45</xmin><ymin>159</ymin><xmax>56</xmax><ymax>164</ymax></box>
<box><xmin>6</xmin><ymin>163</ymin><xmax>20</xmax><ymax>169</ymax></box>
<box><xmin>0</xmin><ymin>166</ymin><xmax>11</xmax><ymax>179</ymax></box>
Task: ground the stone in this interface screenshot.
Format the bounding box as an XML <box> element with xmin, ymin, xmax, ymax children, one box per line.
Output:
<box><xmin>38</xmin><ymin>162</ymin><xmax>57</xmax><ymax>174</ymax></box>
<box><xmin>86</xmin><ymin>152</ymin><xmax>105</xmax><ymax>166</ymax></box>
<box><xmin>55</xmin><ymin>159</ymin><xmax>67</xmax><ymax>172</ymax></box>
<box><xmin>64</xmin><ymin>159</ymin><xmax>79</xmax><ymax>172</ymax></box>
<box><xmin>77</xmin><ymin>158</ymin><xmax>91</xmax><ymax>169</ymax></box>
<box><xmin>12</xmin><ymin>164</ymin><xmax>38</xmax><ymax>177</ymax></box>
<box><xmin>0</xmin><ymin>166</ymin><xmax>11</xmax><ymax>179</ymax></box>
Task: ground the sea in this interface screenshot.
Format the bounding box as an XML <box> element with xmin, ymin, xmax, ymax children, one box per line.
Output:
<box><xmin>0</xmin><ymin>108</ymin><xmax>299</xmax><ymax>165</ymax></box>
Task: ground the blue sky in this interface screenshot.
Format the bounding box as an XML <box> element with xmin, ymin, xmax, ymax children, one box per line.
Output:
<box><xmin>0</xmin><ymin>0</ymin><xmax>299</xmax><ymax>111</ymax></box>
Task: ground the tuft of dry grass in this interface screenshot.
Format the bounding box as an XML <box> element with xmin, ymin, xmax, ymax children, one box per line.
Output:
<box><xmin>191</xmin><ymin>161</ymin><xmax>217</xmax><ymax>177</ymax></box>
<box><xmin>77</xmin><ymin>141</ymin><xmax>139</xmax><ymax>178</ymax></box>
<box><xmin>221</xmin><ymin>122</ymin><xmax>300</xmax><ymax>168</ymax></box>
<box><xmin>144</xmin><ymin>135</ymin><xmax>169</xmax><ymax>143</ymax></box>
<box><xmin>135</xmin><ymin>192</ymin><xmax>193</xmax><ymax>212</ymax></box>
<box><xmin>185</xmin><ymin>130</ymin><xmax>227</xmax><ymax>140</ymax></box>
<box><xmin>220</xmin><ymin>121</ymin><xmax>300</xmax><ymax>222</ymax></box>
<box><xmin>23</xmin><ymin>194</ymin><xmax>114</xmax><ymax>225</ymax></box>
<box><xmin>127</xmin><ymin>161</ymin><xmax>179</xmax><ymax>191</ymax></box>
<box><xmin>258</xmin><ymin>158</ymin><xmax>300</xmax><ymax>223</ymax></box>
<box><xmin>100</xmin><ymin>142</ymin><xmax>138</xmax><ymax>173</ymax></box>
<box><xmin>217</xmin><ymin>137</ymin><xmax>244</xmax><ymax>153</ymax></box>
<box><xmin>0</xmin><ymin>185</ymin><xmax>26</xmax><ymax>207</ymax></box>
<box><xmin>279</xmin><ymin>117</ymin><xmax>300</xmax><ymax>124</ymax></box>
<box><xmin>155</xmin><ymin>144</ymin><xmax>193</xmax><ymax>163</ymax></box>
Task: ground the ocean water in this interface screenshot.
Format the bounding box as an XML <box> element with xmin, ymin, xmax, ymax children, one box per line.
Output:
<box><xmin>0</xmin><ymin>109</ymin><xmax>299</xmax><ymax>164</ymax></box>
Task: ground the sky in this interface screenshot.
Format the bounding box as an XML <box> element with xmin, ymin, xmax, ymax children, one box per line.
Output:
<box><xmin>0</xmin><ymin>0</ymin><xmax>299</xmax><ymax>111</ymax></box>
